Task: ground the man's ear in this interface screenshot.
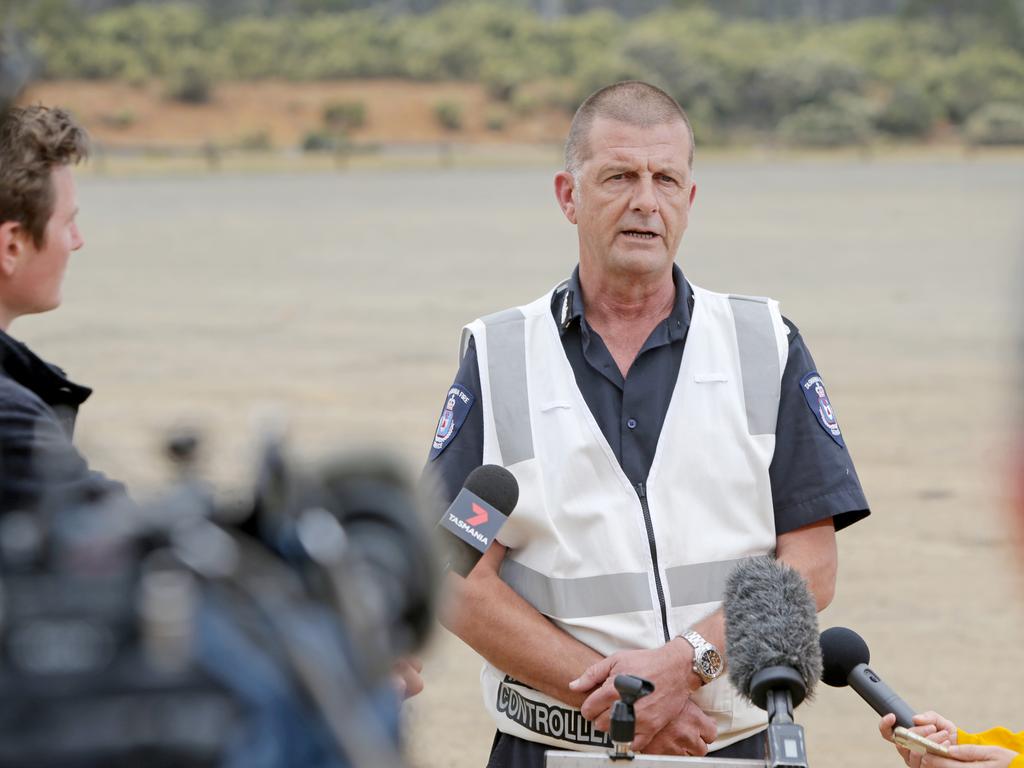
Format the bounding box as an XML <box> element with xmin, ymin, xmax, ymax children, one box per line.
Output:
<box><xmin>554</xmin><ymin>171</ymin><xmax>578</xmax><ymax>225</ymax></box>
<box><xmin>0</xmin><ymin>222</ymin><xmax>26</xmax><ymax>277</ymax></box>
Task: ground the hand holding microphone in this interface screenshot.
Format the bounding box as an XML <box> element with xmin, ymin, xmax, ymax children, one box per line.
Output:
<box><xmin>823</xmin><ymin>628</ymin><xmax>1022</xmax><ymax>767</ymax></box>
<box><xmin>879</xmin><ymin>711</ymin><xmax>955</xmax><ymax>768</ymax></box>
<box><xmin>880</xmin><ymin>712</ymin><xmax>1019</xmax><ymax>768</ymax></box>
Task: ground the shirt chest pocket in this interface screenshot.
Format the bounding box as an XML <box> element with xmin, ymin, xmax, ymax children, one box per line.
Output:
<box><xmin>539</xmin><ymin>400</ymin><xmax>573</xmax><ymax>413</ymax></box>
<box><xmin>693</xmin><ymin>372</ymin><xmax>729</xmax><ymax>384</ymax></box>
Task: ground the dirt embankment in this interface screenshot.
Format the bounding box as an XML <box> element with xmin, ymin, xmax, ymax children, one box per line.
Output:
<box><xmin>21</xmin><ymin>79</ymin><xmax>572</xmax><ymax>150</ymax></box>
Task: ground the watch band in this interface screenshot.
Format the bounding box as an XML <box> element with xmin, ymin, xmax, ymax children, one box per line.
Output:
<box><xmin>681</xmin><ymin>630</ymin><xmax>723</xmax><ymax>685</ymax></box>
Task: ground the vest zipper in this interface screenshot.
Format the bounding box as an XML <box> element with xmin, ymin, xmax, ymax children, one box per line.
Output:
<box><xmin>635</xmin><ymin>482</ymin><xmax>670</xmax><ymax>643</ymax></box>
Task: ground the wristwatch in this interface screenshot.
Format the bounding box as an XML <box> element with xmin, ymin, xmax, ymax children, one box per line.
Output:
<box><xmin>681</xmin><ymin>630</ymin><xmax>724</xmax><ymax>686</ymax></box>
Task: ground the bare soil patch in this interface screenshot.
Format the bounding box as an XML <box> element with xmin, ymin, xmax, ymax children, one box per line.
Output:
<box><xmin>22</xmin><ymin>79</ymin><xmax>571</xmax><ymax>149</ymax></box>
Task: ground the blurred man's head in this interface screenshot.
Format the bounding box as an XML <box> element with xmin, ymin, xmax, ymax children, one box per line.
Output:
<box><xmin>0</xmin><ymin>105</ymin><xmax>88</xmax><ymax>330</ymax></box>
<box><xmin>555</xmin><ymin>81</ymin><xmax>697</xmax><ymax>283</ymax></box>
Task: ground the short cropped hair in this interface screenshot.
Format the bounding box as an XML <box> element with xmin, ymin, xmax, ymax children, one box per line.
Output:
<box><xmin>565</xmin><ymin>81</ymin><xmax>694</xmax><ymax>176</ymax></box>
<box><xmin>0</xmin><ymin>106</ymin><xmax>89</xmax><ymax>247</ymax></box>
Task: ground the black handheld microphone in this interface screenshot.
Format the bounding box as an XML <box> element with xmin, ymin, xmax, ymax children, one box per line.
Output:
<box><xmin>819</xmin><ymin>626</ymin><xmax>917</xmax><ymax>728</ymax></box>
<box><xmin>724</xmin><ymin>557</ymin><xmax>822</xmax><ymax>768</ymax></box>
<box><xmin>436</xmin><ymin>465</ymin><xmax>518</xmax><ymax>577</ymax></box>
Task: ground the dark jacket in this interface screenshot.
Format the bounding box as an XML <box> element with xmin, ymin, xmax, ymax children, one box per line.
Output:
<box><xmin>0</xmin><ymin>329</ymin><xmax>124</xmax><ymax>513</ymax></box>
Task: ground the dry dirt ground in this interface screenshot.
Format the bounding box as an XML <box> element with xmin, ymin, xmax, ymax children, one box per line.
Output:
<box><xmin>15</xmin><ymin>155</ymin><xmax>1023</xmax><ymax>768</ymax></box>
<box><xmin>22</xmin><ymin>80</ymin><xmax>571</xmax><ymax>149</ymax></box>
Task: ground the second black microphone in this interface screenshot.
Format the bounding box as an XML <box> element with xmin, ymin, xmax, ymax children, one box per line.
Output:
<box><xmin>435</xmin><ymin>464</ymin><xmax>518</xmax><ymax>577</ymax></box>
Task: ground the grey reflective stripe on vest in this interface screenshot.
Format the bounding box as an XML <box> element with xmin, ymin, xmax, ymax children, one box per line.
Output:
<box><xmin>481</xmin><ymin>308</ymin><xmax>534</xmax><ymax>464</ymax></box>
<box><xmin>500</xmin><ymin>559</ymin><xmax>653</xmax><ymax>619</ymax></box>
<box><xmin>728</xmin><ymin>296</ymin><xmax>780</xmax><ymax>436</ymax></box>
<box><xmin>665</xmin><ymin>557</ymin><xmax>751</xmax><ymax>608</ymax></box>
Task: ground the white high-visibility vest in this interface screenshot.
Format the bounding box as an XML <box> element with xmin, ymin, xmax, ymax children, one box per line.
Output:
<box><xmin>463</xmin><ymin>282</ymin><xmax>790</xmax><ymax>753</ymax></box>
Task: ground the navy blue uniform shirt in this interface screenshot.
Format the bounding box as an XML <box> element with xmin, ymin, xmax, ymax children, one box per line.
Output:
<box><xmin>428</xmin><ymin>265</ymin><xmax>869</xmax><ymax>535</ymax></box>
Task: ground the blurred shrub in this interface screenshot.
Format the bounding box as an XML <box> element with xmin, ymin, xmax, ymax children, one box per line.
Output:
<box><xmin>511</xmin><ymin>89</ymin><xmax>541</xmax><ymax>117</ymax></box>
<box><xmin>964</xmin><ymin>102</ymin><xmax>1024</xmax><ymax>145</ymax></box>
<box><xmin>485</xmin><ymin>108</ymin><xmax>507</xmax><ymax>131</ymax></box>
<box><xmin>777</xmin><ymin>102</ymin><xmax>873</xmax><ymax>147</ymax></box>
<box><xmin>220</xmin><ymin>17</ymin><xmax>292</xmax><ymax>79</ymax></box>
<box><xmin>301</xmin><ymin>129</ymin><xmax>336</xmax><ymax>151</ymax></box>
<box><xmin>163</xmin><ymin>52</ymin><xmax>216</xmax><ymax>103</ymax></box>
<box><xmin>934</xmin><ymin>47</ymin><xmax>1024</xmax><ymax>123</ymax></box>
<box><xmin>89</xmin><ymin>3</ymin><xmax>210</xmax><ymax>78</ymax></box>
<box><xmin>480</xmin><ymin>56</ymin><xmax>531</xmax><ymax>102</ymax></box>
<box><xmin>619</xmin><ymin>9</ymin><xmax>740</xmax><ymax>128</ymax></box>
<box><xmin>521</xmin><ymin>78</ymin><xmax>578</xmax><ymax>114</ymax></box>
<box><xmin>568</xmin><ymin>52</ymin><xmax>648</xmax><ymax>113</ymax></box>
<box><xmin>323</xmin><ymin>100</ymin><xmax>366</xmax><ymax>131</ymax></box>
<box><xmin>743</xmin><ymin>53</ymin><xmax>867</xmax><ymax>128</ymax></box>
<box><xmin>902</xmin><ymin>0</ymin><xmax>1024</xmax><ymax>50</ymax></box>
<box><xmin>237</xmin><ymin>129</ymin><xmax>273</xmax><ymax>150</ymax></box>
<box><xmin>97</xmin><ymin>109</ymin><xmax>137</xmax><ymax>129</ymax></box>
<box><xmin>684</xmin><ymin>96</ymin><xmax>725</xmax><ymax>147</ymax></box>
<box><xmin>290</xmin><ymin>12</ymin><xmax>404</xmax><ymax>79</ymax></box>
<box><xmin>874</xmin><ymin>83</ymin><xmax>938</xmax><ymax>137</ymax></box>
<box><xmin>435</xmin><ymin>101</ymin><xmax>464</xmax><ymax>131</ymax></box>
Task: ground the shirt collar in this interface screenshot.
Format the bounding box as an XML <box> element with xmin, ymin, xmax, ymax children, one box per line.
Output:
<box><xmin>0</xmin><ymin>329</ymin><xmax>92</xmax><ymax>407</ymax></box>
<box><xmin>553</xmin><ymin>263</ymin><xmax>692</xmax><ymax>342</ymax></box>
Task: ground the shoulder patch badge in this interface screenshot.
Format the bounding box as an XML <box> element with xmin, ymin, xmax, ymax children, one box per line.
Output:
<box><xmin>429</xmin><ymin>382</ymin><xmax>475</xmax><ymax>460</ymax></box>
<box><xmin>800</xmin><ymin>371</ymin><xmax>845</xmax><ymax>448</ymax></box>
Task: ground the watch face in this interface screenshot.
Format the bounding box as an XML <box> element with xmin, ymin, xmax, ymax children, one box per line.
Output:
<box><xmin>698</xmin><ymin>648</ymin><xmax>723</xmax><ymax>679</ymax></box>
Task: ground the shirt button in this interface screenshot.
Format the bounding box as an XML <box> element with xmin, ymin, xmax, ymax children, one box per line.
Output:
<box><xmin>626</xmin><ymin>418</ymin><xmax>637</xmax><ymax>429</ymax></box>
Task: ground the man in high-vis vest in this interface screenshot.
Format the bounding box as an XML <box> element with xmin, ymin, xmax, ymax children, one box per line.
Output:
<box><xmin>426</xmin><ymin>80</ymin><xmax>870</xmax><ymax>767</ymax></box>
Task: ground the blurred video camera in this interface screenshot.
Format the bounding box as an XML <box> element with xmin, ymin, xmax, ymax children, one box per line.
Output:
<box><xmin>0</xmin><ymin>432</ymin><xmax>437</xmax><ymax>768</ymax></box>
<box><xmin>0</xmin><ymin>28</ymin><xmax>30</xmax><ymax>117</ymax></box>
<box><xmin>0</xmin><ymin>38</ymin><xmax>435</xmax><ymax>768</ymax></box>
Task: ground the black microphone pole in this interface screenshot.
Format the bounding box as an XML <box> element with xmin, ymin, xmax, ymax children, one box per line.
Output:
<box><xmin>724</xmin><ymin>557</ymin><xmax>821</xmax><ymax>768</ymax></box>
<box><xmin>750</xmin><ymin>666</ymin><xmax>810</xmax><ymax>768</ymax></box>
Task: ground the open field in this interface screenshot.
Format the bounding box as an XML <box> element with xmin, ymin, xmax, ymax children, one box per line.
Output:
<box><xmin>15</xmin><ymin>155</ymin><xmax>1024</xmax><ymax>767</ymax></box>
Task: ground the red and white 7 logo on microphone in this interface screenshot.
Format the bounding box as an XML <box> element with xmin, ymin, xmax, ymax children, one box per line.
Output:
<box><xmin>466</xmin><ymin>502</ymin><xmax>489</xmax><ymax>526</ymax></box>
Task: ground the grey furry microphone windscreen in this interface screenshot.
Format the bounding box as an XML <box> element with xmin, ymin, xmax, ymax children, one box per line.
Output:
<box><xmin>722</xmin><ymin>556</ymin><xmax>823</xmax><ymax>702</ymax></box>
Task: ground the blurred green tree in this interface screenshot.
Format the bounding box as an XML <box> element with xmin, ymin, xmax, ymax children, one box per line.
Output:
<box><xmin>875</xmin><ymin>83</ymin><xmax>938</xmax><ymax>136</ymax></box>
<box><xmin>778</xmin><ymin>101</ymin><xmax>873</xmax><ymax>146</ymax></box>
<box><xmin>933</xmin><ymin>46</ymin><xmax>1024</xmax><ymax>122</ymax></box>
<box><xmin>902</xmin><ymin>0</ymin><xmax>1024</xmax><ymax>49</ymax></box>
<box><xmin>965</xmin><ymin>101</ymin><xmax>1024</xmax><ymax>144</ymax></box>
<box><xmin>435</xmin><ymin>100</ymin><xmax>464</xmax><ymax>130</ymax></box>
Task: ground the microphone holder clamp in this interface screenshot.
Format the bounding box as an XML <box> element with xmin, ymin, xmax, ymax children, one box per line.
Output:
<box><xmin>748</xmin><ymin>666</ymin><xmax>809</xmax><ymax>768</ymax></box>
<box><xmin>608</xmin><ymin>675</ymin><xmax>654</xmax><ymax>761</ymax></box>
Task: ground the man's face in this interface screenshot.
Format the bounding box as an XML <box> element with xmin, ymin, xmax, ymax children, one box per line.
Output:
<box><xmin>5</xmin><ymin>165</ymin><xmax>83</xmax><ymax>319</ymax></box>
<box><xmin>556</xmin><ymin>117</ymin><xmax>696</xmax><ymax>282</ymax></box>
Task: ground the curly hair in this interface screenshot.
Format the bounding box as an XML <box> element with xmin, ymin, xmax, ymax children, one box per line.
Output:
<box><xmin>0</xmin><ymin>106</ymin><xmax>89</xmax><ymax>247</ymax></box>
